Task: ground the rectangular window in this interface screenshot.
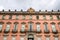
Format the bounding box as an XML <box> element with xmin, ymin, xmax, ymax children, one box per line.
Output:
<box><xmin>16</xmin><ymin>15</ymin><xmax>19</xmax><ymax>20</ymax></box>
<box><xmin>51</xmin><ymin>24</ymin><xmax>56</xmax><ymax>32</ymax></box>
<box><xmin>36</xmin><ymin>24</ymin><xmax>40</xmax><ymax>32</ymax></box>
<box><xmin>37</xmin><ymin>37</ymin><xmax>41</xmax><ymax>40</ymax></box>
<box><xmin>54</xmin><ymin>36</ymin><xmax>59</xmax><ymax>40</ymax></box>
<box><xmin>50</xmin><ymin>15</ymin><xmax>53</xmax><ymax>20</ymax></box>
<box><xmin>20</xmin><ymin>37</ymin><xmax>24</xmax><ymax>40</ymax></box>
<box><xmin>5</xmin><ymin>24</ymin><xmax>10</xmax><ymax>31</ymax></box>
<box><xmin>2</xmin><ymin>15</ymin><xmax>5</xmax><ymax>20</ymax></box>
<box><xmin>46</xmin><ymin>37</ymin><xmax>50</xmax><ymax>40</ymax></box>
<box><xmin>43</xmin><ymin>15</ymin><xmax>46</xmax><ymax>20</ymax></box>
<box><xmin>12</xmin><ymin>36</ymin><xmax>16</xmax><ymax>40</ymax></box>
<box><xmin>3</xmin><ymin>36</ymin><xmax>7</xmax><ymax>40</ymax></box>
<box><xmin>22</xmin><ymin>15</ymin><xmax>25</xmax><ymax>20</ymax></box>
<box><xmin>58</xmin><ymin>24</ymin><xmax>60</xmax><ymax>28</ymax></box>
<box><xmin>21</xmin><ymin>24</ymin><xmax>25</xmax><ymax>31</ymax></box>
<box><xmin>30</xmin><ymin>15</ymin><xmax>32</xmax><ymax>20</ymax></box>
<box><xmin>29</xmin><ymin>23</ymin><xmax>33</xmax><ymax>31</ymax></box>
<box><xmin>36</xmin><ymin>15</ymin><xmax>39</xmax><ymax>20</ymax></box>
<box><xmin>0</xmin><ymin>24</ymin><xmax>2</xmax><ymax>31</ymax></box>
<box><xmin>57</xmin><ymin>15</ymin><xmax>60</xmax><ymax>20</ymax></box>
<box><xmin>9</xmin><ymin>15</ymin><xmax>12</xmax><ymax>19</ymax></box>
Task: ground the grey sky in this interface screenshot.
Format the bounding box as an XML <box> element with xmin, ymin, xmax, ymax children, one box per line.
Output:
<box><xmin>0</xmin><ymin>0</ymin><xmax>60</xmax><ymax>11</ymax></box>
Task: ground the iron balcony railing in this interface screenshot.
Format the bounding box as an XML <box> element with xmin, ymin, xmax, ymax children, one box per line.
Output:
<box><xmin>20</xmin><ymin>29</ymin><xmax>42</xmax><ymax>33</ymax></box>
<box><xmin>52</xmin><ymin>30</ymin><xmax>58</xmax><ymax>34</ymax></box>
<box><xmin>0</xmin><ymin>30</ymin><xmax>2</xmax><ymax>33</ymax></box>
<box><xmin>44</xmin><ymin>29</ymin><xmax>50</xmax><ymax>33</ymax></box>
<box><xmin>12</xmin><ymin>29</ymin><xmax>18</xmax><ymax>33</ymax></box>
<box><xmin>4</xmin><ymin>29</ymin><xmax>10</xmax><ymax>33</ymax></box>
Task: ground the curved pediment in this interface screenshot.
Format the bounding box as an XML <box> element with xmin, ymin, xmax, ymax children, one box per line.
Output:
<box><xmin>27</xmin><ymin>8</ymin><xmax>35</xmax><ymax>13</ymax></box>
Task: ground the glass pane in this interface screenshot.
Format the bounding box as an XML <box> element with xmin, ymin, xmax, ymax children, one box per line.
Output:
<box><xmin>29</xmin><ymin>23</ymin><xmax>33</xmax><ymax>31</ymax></box>
<box><xmin>52</xmin><ymin>24</ymin><xmax>56</xmax><ymax>31</ymax></box>
<box><xmin>37</xmin><ymin>24</ymin><xmax>40</xmax><ymax>31</ymax></box>
<box><xmin>22</xmin><ymin>15</ymin><xmax>25</xmax><ymax>20</ymax></box>
<box><xmin>30</xmin><ymin>15</ymin><xmax>32</xmax><ymax>20</ymax></box>
<box><xmin>44</xmin><ymin>24</ymin><xmax>48</xmax><ymax>31</ymax></box>
<box><xmin>12</xmin><ymin>36</ymin><xmax>15</xmax><ymax>40</ymax></box>
<box><xmin>6</xmin><ymin>24</ymin><xmax>10</xmax><ymax>31</ymax></box>
<box><xmin>37</xmin><ymin>37</ymin><xmax>41</xmax><ymax>40</ymax></box>
<box><xmin>20</xmin><ymin>37</ymin><xmax>24</xmax><ymax>40</ymax></box>
<box><xmin>54</xmin><ymin>37</ymin><xmax>58</xmax><ymax>40</ymax></box>
<box><xmin>14</xmin><ymin>24</ymin><xmax>18</xmax><ymax>30</ymax></box>
<box><xmin>16</xmin><ymin>15</ymin><xmax>19</xmax><ymax>19</ymax></box>
<box><xmin>46</xmin><ymin>37</ymin><xmax>50</xmax><ymax>40</ymax></box>
<box><xmin>0</xmin><ymin>24</ymin><xmax>2</xmax><ymax>31</ymax></box>
<box><xmin>3</xmin><ymin>36</ymin><xmax>7</xmax><ymax>40</ymax></box>
<box><xmin>21</xmin><ymin>24</ymin><xmax>25</xmax><ymax>31</ymax></box>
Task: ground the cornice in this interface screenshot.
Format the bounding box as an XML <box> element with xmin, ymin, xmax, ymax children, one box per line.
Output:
<box><xmin>0</xmin><ymin>8</ymin><xmax>60</xmax><ymax>15</ymax></box>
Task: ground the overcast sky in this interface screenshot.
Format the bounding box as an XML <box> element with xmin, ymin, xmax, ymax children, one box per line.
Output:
<box><xmin>0</xmin><ymin>0</ymin><xmax>60</xmax><ymax>11</ymax></box>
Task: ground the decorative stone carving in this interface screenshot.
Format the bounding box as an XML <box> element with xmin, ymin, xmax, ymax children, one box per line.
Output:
<box><xmin>27</xmin><ymin>8</ymin><xmax>35</xmax><ymax>13</ymax></box>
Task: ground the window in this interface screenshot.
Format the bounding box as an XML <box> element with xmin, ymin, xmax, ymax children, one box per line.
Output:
<box><xmin>9</xmin><ymin>15</ymin><xmax>12</xmax><ymax>19</ymax></box>
<box><xmin>12</xmin><ymin>36</ymin><xmax>16</xmax><ymax>40</ymax></box>
<box><xmin>43</xmin><ymin>15</ymin><xmax>46</xmax><ymax>20</ymax></box>
<box><xmin>57</xmin><ymin>15</ymin><xmax>60</xmax><ymax>20</ymax></box>
<box><xmin>5</xmin><ymin>24</ymin><xmax>10</xmax><ymax>31</ymax></box>
<box><xmin>37</xmin><ymin>37</ymin><xmax>41</xmax><ymax>40</ymax></box>
<box><xmin>54</xmin><ymin>36</ymin><xmax>59</xmax><ymax>40</ymax></box>
<box><xmin>29</xmin><ymin>23</ymin><xmax>33</xmax><ymax>31</ymax></box>
<box><xmin>14</xmin><ymin>23</ymin><xmax>18</xmax><ymax>30</ymax></box>
<box><xmin>30</xmin><ymin>15</ymin><xmax>32</xmax><ymax>20</ymax></box>
<box><xmin>0</xmin><ymin>23</ymin><xmax>2</xmax><ymax>31</ymax></box>
<box><xmin>21</xmin><ymin>24</ymin><xmax>25</xmax><ymax>31</ymax></box>
<box><xmin>22</xmin><ymin>15</ymin><xmax>25</xmax><ymax>20</ymax></box>
<box><xmin>16</xmin><ymin>15</ymin><xmax>19</xmax><ymax>20</ymax></box>
<box><xmin>2</xmin><ymin>15</ymin><xmax>5</xmax><ymax>19</ymax></box>
<box><xmin>20</xmin><ymin>37</ymin><xmax>24</xmax><ymax>40</ymax></box>
<box><xmin>46</xmin><ymin>37</ymin><xmax>50</xmax><ymax>40</ymax></box>
<box><xmin>50</xmin><ymin>15</ymin><xmax>53</xmax><ymax>20</ymax></box>
<box><xmin>58</xmin><ymin>23</ymin><xmax>60</xmax><ymax>28</ymax></box>
<box><xmin>36</xmin><ymin>24</ymin><xmax>40</xmax><ymax>32</ymax></box>
<box><xmin>36</xmin><ymin>15</ymin><xmax>39</xmax><ymax>20</ymax></box>
<box><xmin>3</xmin><ymin>36</ymin><xmax>7</xmax><ymax>40</ymax></box>
<box><xmin>44</xmin><ymin>23</ymin><xmax>48</xmax><ymax>32</ymax></box>
<box><xmin>51</xmin><ymin>24</ymin><xmax>56</xmax><ymax>32</ymax></box>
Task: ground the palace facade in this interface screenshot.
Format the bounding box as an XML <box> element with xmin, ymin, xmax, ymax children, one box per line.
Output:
<box><xmin>0</xmin><ymin>8</ymin><xmax>60</xmax><ymax>40</ymax></box>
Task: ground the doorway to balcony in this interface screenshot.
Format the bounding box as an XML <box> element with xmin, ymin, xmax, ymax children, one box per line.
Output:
<box><xmin>28</xmin><ymin>34</ymin><xmax>34</xmax><ymax>40</ymax></box>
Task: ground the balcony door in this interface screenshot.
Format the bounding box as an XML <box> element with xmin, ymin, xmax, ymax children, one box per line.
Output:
<box><xmin>28</xmin><ymin>34</ymin><xmax>34</xmax><ymax>40</ymax></box>
<box><xmin>28</xmin><ymin>38</ymin><xmax>34</xmax><ymax>40</ymax></box>
<box><xmin>28</xmin><ymin>23</ymin><xmax>33</xmax><ymax>31</ymax></box>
